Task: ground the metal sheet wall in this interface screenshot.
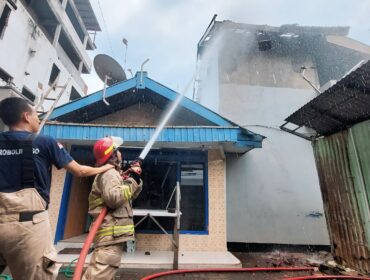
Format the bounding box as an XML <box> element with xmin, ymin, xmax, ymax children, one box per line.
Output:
<box><xmin>350</xmin><ymin>121</ymin><xmax>370</xmax><ymax>245</ymax></box>
<box><xmin>314</xmin><ymin>120</ymin><xmax>370</xmax><ymax>274</ymax></box>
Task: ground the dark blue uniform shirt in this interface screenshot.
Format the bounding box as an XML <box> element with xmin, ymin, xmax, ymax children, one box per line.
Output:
<box><xmin>0</xmin><ymin>131</ymin><xmax>73</xmax><ymax>204</ymax></box>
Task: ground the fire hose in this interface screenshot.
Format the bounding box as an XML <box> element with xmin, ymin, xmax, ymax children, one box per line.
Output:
<box><xmin>141</xmin><ymin>268</ymin><xmax>370</xmax><ymax>280</ymax></box>
<box><xmin>141</xmin><ymin>267</ymin><xmax>316</xmax><ymax>280</ymax></box>
<box><xmin>72</xmin><ymin>77</ymin><xmax>193</xmax><ymax>280</ymax></box>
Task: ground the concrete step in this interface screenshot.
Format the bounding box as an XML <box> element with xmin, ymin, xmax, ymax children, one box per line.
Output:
<box><xmin>56</xmin><ymin>250</ymin><xmax>241</xmax><ymax>269</ymax></box>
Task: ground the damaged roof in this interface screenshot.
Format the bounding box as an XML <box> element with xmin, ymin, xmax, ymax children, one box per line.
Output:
<box><xmin>43</xmin><ymin>72</ymin><xmax>264</xmax><ymax>153</ymax></box>
<box><xmin>284</xmin><ymin>60</ymin><xmax>370</xmax><ymax>137</ymax></box>
<box><xmin>197</xmin><ymin>16</ymin><xmax>370</xmax><ymax>86</ymax></box>
<box><xmin>198</xmin><ymin>16</ymin><xmax>350</xmax><ymax>55</ymax></box>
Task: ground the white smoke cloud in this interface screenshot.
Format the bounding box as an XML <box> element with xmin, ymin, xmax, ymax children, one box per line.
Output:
<box><xmin>85</xmin><ymin>0</ymin><xmax>370</xmax><ymax>94</ymax></box>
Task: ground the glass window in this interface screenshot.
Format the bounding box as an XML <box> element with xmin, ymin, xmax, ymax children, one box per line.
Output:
<box><xmin>180</xmin><ymin>164</ymin><xmax>205</xmax><ymax>231</ymax></box>
<box><xmin>129</xmin><ymin>149</ymin><xmax>207</xmax><ymax>233</ymax></box>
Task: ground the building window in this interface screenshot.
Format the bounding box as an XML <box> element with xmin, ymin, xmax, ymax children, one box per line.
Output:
<box><xmin>129</xmin><ymin>149</ymin><xmax>208</xmax><ymax>233</ymax></box>
<box><xmin>49</xmin><ymin>64</ymin><xmax>60</xmax><ymax>86</ymax></box>
<box><xmin>180</xmin><ymin>164</ymin><xmax>205</xmax><ymax>231</ymax></box>
<box><xmin>0</xmin><ymin>67</ymin><xmax>13</xmax><ymax>84</ymax></box>
<box><xmin>21</xmin><ymin>87</ymin><xmax>36</xmax><ymax>102</ymax></box>
<box><xmin>69</xmin><ymin>86</ymin><xmax>81</xmax><ymax>101</ymax></box>
<box><xmin>0</xmin><ymin>4</ymin><xmax>11</xmax><ymax>39</ymax></box>
<box><xmin>65</xmin><ymin>1</ymin><xmax>85</xmax><ymax>43</ymax></box>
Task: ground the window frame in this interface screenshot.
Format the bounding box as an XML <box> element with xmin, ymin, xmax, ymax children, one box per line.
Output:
<box><xmin>122</xmin><ymin>148</ymin><xmax>209</xmax><ymax>235</ymax></box>
<box><xmin>0</xmin><ymin>4</ymin><xmax>12</xmax><ymax>40</ymax></box>
<box><xmin>21</xmin><ymin>86</ymin><xmax>36</xmax><ymax>103</ymax></box>
<box><xmin>49</xmin><ymin>63</ymin><xmax>60</xmax><ymax>87</ymax></box>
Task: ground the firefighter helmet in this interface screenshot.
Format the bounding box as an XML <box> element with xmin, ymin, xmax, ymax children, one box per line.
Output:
<box><xmin>93</xmin><ymin>136</ymin><xmax>123</xmax><ymax>166</ymax></box>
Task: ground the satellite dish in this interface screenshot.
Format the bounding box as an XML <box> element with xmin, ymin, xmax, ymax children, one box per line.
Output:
<box><xmin>94</xmin><ymin>54</ymin><xmax>126</xmax><ymax>86</ymax></box>
<box><xmin>93</xmin><ymin>54</ymin><xmax>127</xmax><ymax>106</ymax></box>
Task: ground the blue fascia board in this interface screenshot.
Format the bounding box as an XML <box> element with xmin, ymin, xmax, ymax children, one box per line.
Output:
<box><xmin>42</xmin><ymin>124</ymin><xmax>262</xmax><ymax>150</ymax></box>
<box><xmin>48</xmin><ymin>77</ymin><xmax>137</xmax><ymax>120</ymax></box>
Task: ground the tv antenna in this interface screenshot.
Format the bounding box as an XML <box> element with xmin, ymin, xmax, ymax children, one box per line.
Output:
<box><xmin>93</xmin><ymin>54</ymin><xmax>126</xmax><ymax>105</ymax></box>
<box><xmin>122</xmin><ymin>38</ymin><xmax>128</xmax><ymax>70</ymax></box>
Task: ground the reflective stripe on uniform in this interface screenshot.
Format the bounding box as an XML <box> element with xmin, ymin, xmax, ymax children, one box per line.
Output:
<box><xmin>89</xmin><ymin>197</ymin><xmax>104</xmax><ymax>209</ymax></box>
<box><xmin>122</xmin><ymin>185</ymin><xmax>132</xmax><ymax>201</ymax></box>
<box><xmin>95</xmin><ymin>225</ymin><xmax>135</xmax><ymax>238</ymax></box>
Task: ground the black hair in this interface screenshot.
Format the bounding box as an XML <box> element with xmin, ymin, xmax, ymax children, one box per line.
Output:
<box><xmin>0</xmin><ymin>97</ymin><xmax>32</xmax><ymax>126</ymax></box>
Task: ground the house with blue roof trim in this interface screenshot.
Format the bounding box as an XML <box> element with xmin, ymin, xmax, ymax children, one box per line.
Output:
<box><xmin>44</xmin><ymin>72</ymin><xmax>263</xmax><ymax>267</ymax></box>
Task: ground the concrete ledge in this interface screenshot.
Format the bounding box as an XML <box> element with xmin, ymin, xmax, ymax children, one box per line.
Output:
<box><xmin>179</xmin><ymin>251</ymin><xmax>241</xmax><ymax>269</ymax></box>
<box><xmin>56</xmin><ymin>251</ymin><xmax>241</xmax><ymax>269</ymax></box>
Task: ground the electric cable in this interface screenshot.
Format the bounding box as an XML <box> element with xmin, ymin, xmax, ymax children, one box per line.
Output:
<box><xmin>96</xmin><ymin>0</ymin><xmax>115</xmax><ymax>57</ymax></box>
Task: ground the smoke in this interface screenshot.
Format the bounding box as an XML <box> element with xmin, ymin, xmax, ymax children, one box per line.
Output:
<box><xmin>85</xmin><ymin>0</ymin><xmax>370</xmax><ymax>94</ymax></box>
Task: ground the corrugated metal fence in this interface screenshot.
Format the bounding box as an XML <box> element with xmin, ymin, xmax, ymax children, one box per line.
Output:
<box><xmin>314</xmin><ymin>119</ymin><xmax>370</xmax><ymax>274</ymax></box>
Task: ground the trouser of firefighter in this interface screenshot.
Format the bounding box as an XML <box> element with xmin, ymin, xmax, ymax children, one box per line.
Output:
<box><xmin>82</xmin><ymin>244</ymin><xmax>123</xmax><ymax>280</ymax></box>
<box><xmin>0</xmin><ymin>189</ymin><xmax>60</xmax><ymax>280</ymax></box>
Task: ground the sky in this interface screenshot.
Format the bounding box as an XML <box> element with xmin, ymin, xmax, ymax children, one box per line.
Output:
<box><xmin>83</xmin><ymin>0</ymin><xmax>370</xmax><ymax>95</ymax></box>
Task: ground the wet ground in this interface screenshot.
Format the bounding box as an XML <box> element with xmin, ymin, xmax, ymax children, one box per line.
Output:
<box><xmin>55</xmin><ymin>251</ymin><xmax>332</xmax><ymax>280</ymax></box>
<box><xmin>113</xmin><ymin>270</ymin><xmax>311</xmax><ymax>280</ymax></box>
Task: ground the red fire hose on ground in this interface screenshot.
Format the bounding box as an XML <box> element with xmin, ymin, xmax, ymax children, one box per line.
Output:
<box><xmin>140</xmin><ymin>268</ymin><xmax>370</xmax><ymax>280</ymax></box>
<box><xmin>140</xmin><ymin>267</ymin><xmax>316</xmax><ymax>280</ymax></box>
<box><xmin>284</xmin><ymin>276</ymin><xmax>370</xmax><ymax>280</ymax></box>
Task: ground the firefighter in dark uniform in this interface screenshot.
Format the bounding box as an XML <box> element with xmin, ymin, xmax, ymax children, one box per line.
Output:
<box><xmin>0</xmin><ymin>97</ymin><xmax>114</xmax><ymax>280</ymax></box>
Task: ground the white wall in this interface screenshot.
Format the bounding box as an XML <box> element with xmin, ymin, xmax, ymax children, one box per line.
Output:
<box><xmin>195</xmin><ymin>61</ymin><xmax>331</xmax><ymax>244</ymax></box>
<box><xmin>196</xmin><ymin>52</ymin><xmax>219</xmax><ymax>112</ymax></box>
<box><xmin>220</xmin><ymin>85</ymin><xmax>329</xmax><ymax>245</ymax></box>
<box><xmin>226</xmin><ymin>128</ymin><xmax>329</xmax><ymax>244</ymax></box>
<box><xmin>0</xmin><ymin>2</ymin><xmax>87</xmax><ymax>110</ymax></box>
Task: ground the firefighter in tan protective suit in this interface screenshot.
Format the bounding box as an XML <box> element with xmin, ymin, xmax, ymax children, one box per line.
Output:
<box><xmin>0</xmin><ymin>97</ymin><xmax>114</xmax><ymax>280</ymax></box>
<box><xmin>82</xmin><ymin>136</ymin><xmax>143</xmax><ymax>280</ymax></box>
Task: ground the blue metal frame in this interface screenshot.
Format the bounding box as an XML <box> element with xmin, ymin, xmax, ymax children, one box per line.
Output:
<box><xmin>182</xmin><ymin>160</ymin><xmax>209</xmax><ymax>235</ymax></box>
<box><xmin>54</xmin><ymin>172</ymin><xmax>73</xmax><ymax>244</ymax></box>
<box><xmin>136</xmin><ymin>155</ymin><xmax>209</xmax><ymax>235</ymax></box>
<box><xmin>203</xmin><ymin>160</ymin><xmax>209</xmax><ymax>233</ymax></box>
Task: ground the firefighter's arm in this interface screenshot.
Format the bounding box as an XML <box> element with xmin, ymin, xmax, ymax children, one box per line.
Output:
<box><xmin>127</xmin><ymin>177</ymin><xmax>143</xmax><ymax>200</ymax></box>
<box><xmin>99</xmin><ymin>169</ymin><xmax>137</xmax><ymax>209</ymax></box>
<box><xmin>65</xmin><ymin>160</ymin><xmax>114</xmax><ymax>177</ymax></box>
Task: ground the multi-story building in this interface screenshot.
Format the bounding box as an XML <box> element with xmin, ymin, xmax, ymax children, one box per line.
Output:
<box><xmin>195</xmin><ymin>16</ymin><xmax>370</xmax><ymax>246</ymax></box>
<box><xmin>0</xmin><ymin>0</ymin><xmax>100</xmax><ymax>117</ymax></box>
